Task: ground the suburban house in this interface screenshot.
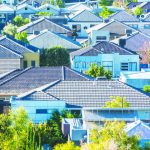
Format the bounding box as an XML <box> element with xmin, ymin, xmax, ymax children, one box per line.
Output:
<box><xmin>18</xmin><ymin>0</ymin><xmax>43</xmax><ymax>7</ymax></box>
<box><xmin>0</xmin><ymin>36</ymin><xmax>40</xmax><ymax>73</ymax></box>
<box><xmin>86</xmin><ymin>20</ymin><xmax>137</xmax><ymax>45</ymax></box>
<box><xmin>28</xmin><ymin>29</ymin><xmax>81</xmax><ymax>51</ymax></box>
<box><xmin>109</xmin><ymin>10</ymin><xmax>140</xmax><ymax>29</ymax></box>
<box><xmin>70</xmin><ymin>41</ymin><xmax>140</xmax><ymax>77</ymax></box>
<box><xmin>127</xmin><ymin>2</ymin><xmax>142</xmax><ymax>9</ymax></box>
<box><xmin>11</xmin><ymin>79</ymin><xmax>150</xmax><ymax>123</ymax></box>
<box><xmin>67</xmin><ymin>9</ymin><xmax>103</xmax><ymax>37</ymax></box>
<box><xmin>16</xmin><ymin>3</ymin><xmax>37</xmax><ymax>18</ymax></box>
<box><xmin>17</xmin><ymin>17</ymin><xmax>71</xmax><ymax>36</ymax></box>
<box><xmin>119</xmin><ymin>69</ymin><xmax>150</xmax><ymax>89</ymax></box>
<box><xmin>125</xmin><ymin>120</ymin><xmax>150</xmax><ymax>147</ymax></box>
<box><xmin>37</xmin><ymin>4</ymin><xmax>60</xmax><ymax>16</ymax></box>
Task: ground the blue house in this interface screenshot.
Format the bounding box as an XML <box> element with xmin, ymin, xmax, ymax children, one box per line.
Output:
<box><xmin>70</xmin><ymin>41</ymin><xmax>140</xmax><ymax>78</ymax></box>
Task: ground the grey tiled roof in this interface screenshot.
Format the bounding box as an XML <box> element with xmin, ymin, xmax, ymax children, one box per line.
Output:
<box><xmin>0</xmin><ymin>67</ymin><xmax>91</xmax><ymax>95</ymax></box>
<box><xmin>0</xmin><ymin>36</ymin><xmax>38</xmax><ymax>55</ymax></box>
<box><xmin>70</xmin><ymin>41</ymin><xmax>136</xmax><ymax>58</ymax></box>
<box><xmin>17</xmin><ymin>18</ymin><xmax>71</xmax><ymax>34</ymax></box>
<box><xmin>127</xmin><ymin>2</ymin><xmax>142</xmax><ymax>9</ymax></box>
<box><xmin>143</xmin><ymin>13</ymin><xmax>150</xmax><ymax>22</ymax></box>
<box><xmin>109</xmin><ymin>10</ymin><xmax>140</xmax><ymax>22</ymax></box>
<box><xmin>69</xmin><ymin>9</ymin><xmax>103</xmax><ymax>22</ymax></box>
<box><xmin>122</xmin><ymin>32</ymin><xmax>150</xmax><ymax>52</ymax></box>
<box><xmin>0</xmin><ymin>45</ymin><xmax>22</xmax><ymax>59</ymax></box>
<box><xmin>43</xmin><ymin>80</ymin><xmax>150</xmax><ymax>108</ymax></box>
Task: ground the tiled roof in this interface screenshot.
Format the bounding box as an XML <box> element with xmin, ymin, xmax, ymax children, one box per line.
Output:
<box><xmin>0</xmin><ymin>67</ymin><xmax>91</xmax><ymax>95</ymax></box>
<box><xmin>0</xmin><ymin>36</ymin><xmax>39</xmax><ymax>55</ymax></box>
<box><xmin>143</xmin><ymin>13</ymin><xmax>150</xmax><ymax>22</ymax></box>
<box><xmin>125</xmin><ymin>120</ymin><xmax>150</xmax><ymax>139</ymax></box>
<box><xmin>0</xmin><ymin>45</ymin><xmax>22</xmax><ymax>59</ymax></box>
<box><xmin>70</xmin><ymin>41</ymin><xmax>136</xmax><ymax>58</ymax></box>
<box><xmin>0</xmin><ymin>4</ymin><xmax>14</xmax><ymax>12</ymax></box>
<box><xmin>37</xmin><ymin>3</ymin><xmax>60</xmax><ymax>12</ymax></box>
<box><xmin>109</xmin><ymin>10</ymin><xmax>140</xmax><ymax>22</ymax></box>
<box><xmin>139</xmin><ymin>2</ymin><xmax>150</xmax><ymax>11</ymax></box>
<box><xmin>17</xmin><ymin>3</ymin><xmax>37</xmax><ymax>11</ymax></box>
<box><xmin>119</xmin><ymin>32</ymin><xmax>150</xmax><ymax>52</ymax></box>
<box><xmin>17</xmin><ymin>18</ymin><xmax>71</xmax><ymax>34</ymax></box>
<box><xmin>69</xmin><ymin>9</ymin><xmax>103</xmax><ymax>22</ymax></box>
<box><xmin>127</xmin><ymin>2</ymin><xmax>142</xmax><ymax>9</ymax></box>
<box><xmin>41</xmin><ymin>80</ymin><xmax>150</xmax><ymax>108</ymax></box>
<box><xmin>67</xmin><ymin>3</ymin><xmax>92</xmax><ymax>11</ymax></box>
<box><xmin>18</xmin><ymin>0</ymin><xmax>43</xmax><ymax>5</ymax></box>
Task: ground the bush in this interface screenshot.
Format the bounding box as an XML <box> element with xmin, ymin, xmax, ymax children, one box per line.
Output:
<box><xmin>143</xmin><ymin>85</ymin><xmax>150</xmax><ymax>93</ymax></box>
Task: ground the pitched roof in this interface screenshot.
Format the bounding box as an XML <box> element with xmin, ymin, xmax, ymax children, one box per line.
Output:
<box><xmin>0</xmin><ymin>36</ymin><xmax>39</xmax><ymax>55</ymax></box>
<box><xmin>68</xmin><ymin>9</ymin><xmax>103</xmax><ymax>22</ymax></box>
<box><xmin>70</xmin><ymin>41</ymin><xmax>136</xmax><ymax>58</ymax></box>
<box><xmin>139</xmin><ymin>2</ymin><xmax>150</xmax><ymax>10</ymax></box>
<box><xmin>17</xmin><ymin>17</ymin><xmax>71</xmax><ymax>34</ymax></box>
<box><xmin>0</xmin><ymin>4</ymin><xmax>14</xmax><ymax>13</ymax></box>
<box><xmin>28</xmin><ymin>29</ymin><xmax>81</xmax><ymax>49</ymax></box>
<box><xmin>86</xmin><ymin>20</ymin><xmax>136</xmax><ymax>33</ymax></box>
<box><xmin>0</xmin><ymin>45</ymin><xmax>23</xmax><ymax>59</ymax></box>
<box><xmin>143</xmin><ymin>13</ymin><xmax>150</xmax><ymax>22</ymax></box>
<box><xmin>67</xmin><ymin>3</ymin><xmax>92</xmax><ymax>11</ymax></box>
<box><xmin>109</xmin><ymin>10</ymin><xmax>140</xmax><ymax>22</ymax></box>
<box><xmin>115</xmin><ymin>32</ymin><xmax>150</xmax><ymax>52</ymax></box>
<box><xmin>127</xmin><ymin>2</ymin><xmax>142</xmax><ymax>9</ymax></box>
<box><xmin>125</xmin><ymin>120</ymin><xmax>150</xmax><ymax>139</ymax></box>
<box><xmin>39</xmin><ymin>80</ymin><xmax>150</xmax><ymax>108</ymax></box>
<box><xmin>18</xmin><ymin>0</ymin><xmax>43</xmax><ymax>5</ymax></box>
<box><xmin>37</xmin><ymin>3</ymin><xmax>60</xmax><ymax>12</ymax></box>
<box><xmin>17</xmin><ymin>3</ymin><xmax>37</xmax><ymax>11</ymax></box>
<box><xmin>0</xmin><ymin>66</ymin><xmax>91</xmax><ymax>95</ymax></box>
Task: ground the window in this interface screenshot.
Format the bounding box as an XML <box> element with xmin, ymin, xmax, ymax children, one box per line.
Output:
<box><xmin>47</xmin><ymin>7</ymin><xmax>50</xmax><ymax>10</ymax></box>
<box><xmin>84</xmin><ymin>26</ymin><xmax>87</xmax><ymax>30</ymax></box>
<box><xmin>82</xmin><ymin>62</ymin><xmax>86</xmax><ymax>68</ymax></box>
<box><xmin>25</xmin><ymin>7</ymin><xmax>28</xmax><ymax>10</ymax></box>
<box><xmin>144</xmin><ymin>24</ymin><xmax>150</xmax><ymax>29</ymax></box>
<box><xmin>130</xmin><ymin>24</ymin><xmax>138</xmax><ymax>29</ymax></box>
<box><xmin>36</xmin><ymin>109</ymin><xmax>47</xmax><ymax>114</ymax></box>
<box><xmin>121</xmin><ymin>63</ymin><xmax>128</xmax><ymax>71</ymax></box>
<box><xmin>31</xmin><ymin>60</ymin><xmax>36</xmax><ymax>67</ymax></box>
<box><xmin>102</xmin><ymin>61</ymin><xmax>113</xmax><ymax>72</ymax></box>
<box><xmin>96</xmin><ymin>36</ymin><xmax>107</xmax><ymax>42</ymax></box>
<box><xmin>72</xmin><ymin>24</ymin><xmax>81</xmax><ymax>32</ymax></box>
<box><xmin>75</xmin><ymin>62</ymin><xmax>79</xmax><ymax>68</ymax></box>
<box><xmin>23</xmin><ymin>61</ymin><xmax>28</xmax><ymax>68</ymax></box>
<box><xmin>129</xmin><ymin>62</ymin><xmax>137</xmax><ymax>71</ymax></box>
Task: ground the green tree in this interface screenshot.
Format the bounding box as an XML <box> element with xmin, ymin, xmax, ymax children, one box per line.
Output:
<box><xmin>82</xmin><ymin>121</ymin><xmax>140</xmax><ymax>150</ymax></box>
<box><xmin>134</xmin><ymin>6</ymin><xmax>143</xmax><ymax>16</ymax></box>
<box><xmin>13</xmin><ymin>16</ymin><xmax>30</xmax><ymax>27</ymax></box>
<box><xmin>99</xmin><ymin>0</ymin><xmax>113</xmax><ymax>6</ymax></box>
<box><xmin>99</xmin><ymin>6</ymin><xmax>114</xmax><ymax>19</ymax></box>
<box><xmin>40</xmin><ymin>46</ymin><xmax>70</xmax><ymax>66</ymax></box>
<box><xmin>143</xmin><ymin>85</ymin><xmax>150</xmax><ymax>93</ymax></box>
<box><xmin>103</xmin><ymin>96</ymin><xmax>130</xmax><ymax>108</ymax></box>
<box><xmin>54</xmin><ymin>141</ymin><xmax>80</xmax><ymax>150</ymax></box>
<box><xmin>56</xmin><ymin>0</ymin><xmax>65</xmax><ymax>8</ymax></box>
<box><xmin>15</xmin><ymin>31</ymin><xmax>29</xmax><ymax>43</ymax></box>
<box><xmin>85</xmin><ymin>64</ymin><xmax>112</xmax><ymax>79</ymax></box>
<box><xmin>36</xmin><ymin>12</ymin><xmax>53</xmax><ymax>16</ymax></box>
<box><xmin>50</xmin><ymin>0</ymin><xmax>55</xmax><ymax>5</ymax></box>
<box><xmin>3</xmin><ymin>23</ymin><xmax>17</xmax><ymax>37</ymax></box>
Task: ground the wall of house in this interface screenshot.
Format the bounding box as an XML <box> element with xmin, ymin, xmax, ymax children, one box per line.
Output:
<box><xmin>11</xmin><ymin>99</ymin><xmax>66</xmax><ymax>123</ymax></box>
<box><xmin>0</xmin><ymin>59</ymin><xmax>21</xmax><ymax>74</ymax></box>
<box><xmin>23</xmin><ymin>52</ymin><xmax>40</xmax><ymax>68</ymax></box>
<box><xmin>71</xmin><ymin>53</ymin><xmax>139</xmax><ymax>77</ymax></box>
<box><xmin>68</xmin><ymin>22</ymin><xmax>99</xmax><ymax>38</ymax></box>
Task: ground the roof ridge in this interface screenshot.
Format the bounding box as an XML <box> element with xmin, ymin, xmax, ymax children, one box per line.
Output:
<box><xmin>0</xmin><ymin>67</ymin><xmax>32</xmax><ymax>86</ymax></box>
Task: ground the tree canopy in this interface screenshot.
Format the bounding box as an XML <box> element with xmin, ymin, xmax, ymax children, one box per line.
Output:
<box><xmin>134</xmin><ymin>6</ymin><xmax>143</xmax><ymax>16</ymax></box>
<box><xmin>85</xmin><ymin>64</ymin><xmax>112</xmax><ymax>79</ymax></box>
<box><xmin>40</xmin><ymin>46</ymin><xmax>70</xmax><ymax>67</ymax></box>
<box><xmin>82</xmin><ymin>121</ymin><xmax>140</xmax><ymax>150</ymax></box>
<box><xmin>143</xmin><ymin>85</ymin><xmax>150</xmax><ymax>93</ymax></box>
<box><xmin>103</xmin><ymin>96</ymin><xmax>130</xmax><ymax>108</ymax></box>
<box><xmin>99</xmin><ymin>6</ymin><xmax>114</xmax><ymax>19</ymax></box>
<box><xmin>15</xmin><ymin>31</ymin><xmax>29</xmax><ymax>44</ymax></box>
<box><xmin>3</xmin><ymin>23</ymin><xmax>17</xmax><ymax>37</ymax></box>
<box><xmin>13</xmin><ymin>16</ymin><xmax>30</xmax><ymax>27</ymax></box>
<box><xmin>99</xmin><ymin>0</ymin><xmax>113</xmax><ymax>6</ymax></box>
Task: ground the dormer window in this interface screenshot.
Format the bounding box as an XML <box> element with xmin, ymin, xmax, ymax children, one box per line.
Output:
<box><xmin>25</xmin><ymin>7</ymin><xmax>28</xmax><ymax>10</ymax></box>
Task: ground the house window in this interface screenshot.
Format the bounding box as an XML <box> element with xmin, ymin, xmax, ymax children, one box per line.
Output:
<box><xmin>72</xmin><ymin>24</ymin><xmax>81</xmax><ymax>32</ymax></box>
<box><xmin>121</xmin><ymin>63</ymin><xmax>128</xmax><ymax>71</ymax></box>
<box><xmin>31</xmin><ymin>60</ymin><xmax>36</xmax><ymax>67</ymax></box>
<box><xmin>47</xmin><ymin>7</ymin><xmax>50</xmax><ymax>10</ymax></box>
<box><xmin>96</xmin><ymin>36</ymin><xmax>107</xmax><ymax>42</ymax></box>
<box><xmin>144</xmin><ymin>24</ymin><xmax>150</xmax><ymax>29</ymax></box>
<box><xmin>102</xmin><ymin>61</ymin><xmax>113</xmax><ymax>72</ymax></box>
<box><xmin>130</xmin><ymin>24</ymin><xmax>138</xmax><ymax>29</ymax></box>
<box><xmin>36</xmin><ymin>109</ymin><xmax>47</xmax><ymax>114</ymax></box>
<box><xmin>23</xmin><ymin>61</ymin><xmax>28</xmax><ymax>68</ymax></box>
<box><xmin>129</xmin><ymin>62</ymin><xmax>137</xmax><ymax>71</ymax></box>
<box><xmin>84</xmin><ymin>26</ymin><xmax>87</xmax><ymax>30</ymax></box>
<box><xmin>82</xmin><ymin>62</ymin><xmax>86</xmax><ymax>68</ymax></box>
<box><xmin>25</xmin><ymin>7</ymin><xmax>28</xmax><ymax>10</ymax></box>
<box><xmin>75</xmin><ymin>62</ymin><xmax>79</xmax><ymax>68</ymax></box>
